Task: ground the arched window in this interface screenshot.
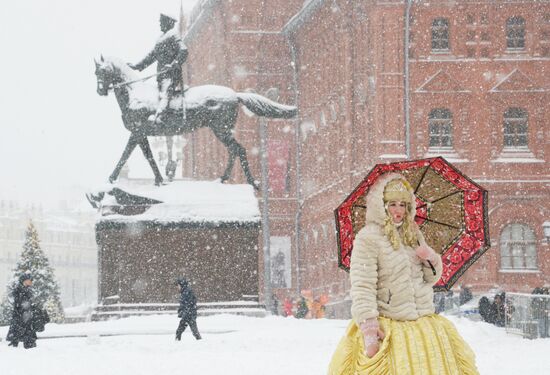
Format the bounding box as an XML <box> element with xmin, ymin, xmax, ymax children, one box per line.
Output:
<box><xmin>503</xmin><ymin>108</ymin><xmax>528</xmax><ymax>148</ymax></box>
<box><xmin>432</xmin><ymin>18</ymin><xmax>450</xmax><ymax>51</ymax></box>
<box><xmin>500</xmin><ymin>223</ymin><xmax>537</xmax><ymax>270</ymax></box>
<box><xmin>428</xmin><ymin>109</ymin><xmax>453</xmax><ymax>148</ymax></box>
<box><xmin>506</xmin><ymin>16</ymin><xmax>526</xmax><ymax>49</ymax></box>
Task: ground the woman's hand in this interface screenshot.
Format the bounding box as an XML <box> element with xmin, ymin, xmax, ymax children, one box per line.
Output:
<box><xmin>360</xmin><ymin>318</ymin><xmax>385</xmax><ymax>358</ymax></box>
<box><xmin>415</xmin><ymin>244</ymin><xmax>438</xmax><ymax>263</ymax></box>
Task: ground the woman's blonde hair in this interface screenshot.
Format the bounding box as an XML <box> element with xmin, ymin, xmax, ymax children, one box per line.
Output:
<box><xmin>383</xmin><ymin>178</ymin><xmax>418</xmax><ymax>250</ymax></box>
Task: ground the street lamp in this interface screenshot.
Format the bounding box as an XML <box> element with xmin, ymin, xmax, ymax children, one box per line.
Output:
<box><xmin>259</xmin><ymin>87</ymin><xmax>279</xmax><ymax>314</ymax></box>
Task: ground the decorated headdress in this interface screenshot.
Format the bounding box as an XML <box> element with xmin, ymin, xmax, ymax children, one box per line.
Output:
<box><xmin>383</xmin><ymin>178</ymin><xmax>413</xmax><ymax>203</ymax></box>
<box><xmin>382</xmin><ymin>177</ymin><xmax>418</xmax><ymax>249</ymax></box>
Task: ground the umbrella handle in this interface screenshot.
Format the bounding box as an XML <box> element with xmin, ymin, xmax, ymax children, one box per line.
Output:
<box><xmin>427</xmin><ymin>260</ymin><xmax>436</xmax><ymax>276</ymax></box>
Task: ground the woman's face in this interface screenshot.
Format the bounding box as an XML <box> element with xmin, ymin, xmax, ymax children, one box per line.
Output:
<box><xmin>387</xmin><ymin>201</ymin><xmax>406</xmax><ymax>224</ymax></box>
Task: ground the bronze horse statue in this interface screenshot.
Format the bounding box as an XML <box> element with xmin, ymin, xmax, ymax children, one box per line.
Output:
<box><xmin>94</xmin><ymin>55</ymin><xmax>297</xmax><ymax>187</ymax></box>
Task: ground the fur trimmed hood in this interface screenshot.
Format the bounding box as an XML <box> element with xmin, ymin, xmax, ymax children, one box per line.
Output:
<box><xmin>364</xmin><ymin>172</ymin><xmax>417</xmax><ymax>226</ymax></box>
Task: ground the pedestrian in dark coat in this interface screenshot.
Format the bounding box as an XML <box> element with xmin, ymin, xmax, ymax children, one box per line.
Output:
<box><xmin>492</xmin><ymin>293</ymin><xmax>514</xmax><ymax>327</ymax></box>
<box><xmin>175</xmin><ymin>278</ymin><xmax>201</xmax><ymax>341</ymax></box>
<box><xmin>6</xmin><ymin>273</ymin><xmax>37</xmax><ymax>349</ymax></box>
<box><xmin>459</xmin><ymin>285</ymin><xmax>473</xmax><ymax>306</ymax></box>
<box><xmin>295</xmin><ymin>296</ymin><xmax>309</xmax><ymax>319</ymax></box>
<box><xmin>478</xmin><ymin>296</ymin><xmax>493</xmax><ymax>324</ymax></box>
<box><xmin>492</xmin><ymin>294</ymin><xmax>505</xmax><ymax>327</ymax></box>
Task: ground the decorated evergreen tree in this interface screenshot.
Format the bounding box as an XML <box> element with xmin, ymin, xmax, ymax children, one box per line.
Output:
<box><xmin>0</xmin><ymin>221</ymin><xmax>64</xmax><ymax>325</ymax></box>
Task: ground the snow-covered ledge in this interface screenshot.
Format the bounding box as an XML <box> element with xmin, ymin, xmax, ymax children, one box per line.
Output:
<box><xmin>498</xmin><ymin>269</ymin><xmax>540</xmax><ymax>274</ymax></box>
<box><xmin>424</xmin><ymin>147</ymin><xmax>469</xmax><ymax>163</ymax></box>
<box><xmin>94</xmin><ymin>180</ymin><xmax>261</xmax><ymax>224</ymax></box>
<box><xmin>491</xmin><ymin>147</ymin><xmax>545</xmax><ymax>164</ymax></box>
<box><xmin>378</xmin><ymin>154</ymin><xmax>408</xmax><ymax>160</ymax></box>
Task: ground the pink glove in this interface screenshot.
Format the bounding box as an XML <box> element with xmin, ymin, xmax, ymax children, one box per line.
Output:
<box><xmin>360</xmin><ymin>318</ymin><xmax>385</xmax><ymax>358</ymax></box>
<box><xmin>415</xmin><ymin>244</ymin><xmax>438</xmax><ymax>263</ymax></box>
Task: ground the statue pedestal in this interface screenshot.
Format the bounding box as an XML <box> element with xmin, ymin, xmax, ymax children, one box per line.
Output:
<box><xmin>91</xmin><ymin>180</ymin><xmax>263</xmax><ymax>318</ymax></box>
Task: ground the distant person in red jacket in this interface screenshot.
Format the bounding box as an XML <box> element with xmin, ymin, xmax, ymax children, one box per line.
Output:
<box><xmin>283</xmin><ymin>298</ymin><xmax>294</xmax><ymax>317</ymax></box>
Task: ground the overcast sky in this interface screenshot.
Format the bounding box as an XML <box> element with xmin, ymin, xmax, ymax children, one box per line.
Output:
<box><xmin>0</xmin><ymin>0</ymin><xmax>198</xmax><ymax>207</ymax></box>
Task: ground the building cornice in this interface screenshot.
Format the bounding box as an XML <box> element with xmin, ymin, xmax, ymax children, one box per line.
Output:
<box><xmin>184</xmin><ymin>0</ymin><xmax>221</xmax><ymax>43</ymax></box>
<box><xmin>413</xmin><ymin>0</ymin><xmax>550</xmax><ymax>4</ymax></box>
<box><xmin>282</xmin><ymin>0</ymin><xmax>327</xmax><ymax>36</ymax></box>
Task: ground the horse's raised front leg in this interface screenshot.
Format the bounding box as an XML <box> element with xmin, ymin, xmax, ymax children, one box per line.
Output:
<box><xmin>109</xmin><ymin>132</ymin><xmax>140</xmax><ymax>183</ymax></box>
<box><xmin>137</xmin><ymin>136</ymin><xmax>164</xmax><ymax>186</ymax></box>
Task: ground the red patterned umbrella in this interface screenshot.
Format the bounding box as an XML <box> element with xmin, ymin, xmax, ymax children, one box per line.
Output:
<box><xmin>334</xmin><ymin>157</ymin><xmax>489</xmax><ymax>291</ymax></box>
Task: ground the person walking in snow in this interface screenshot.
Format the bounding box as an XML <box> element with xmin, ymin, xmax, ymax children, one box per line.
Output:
<box><xmin>6</xmin><ymin>273</ymin><xmax>38</xmax><ymax>348</ymax></box>
<box><xmin>282</xmin><ymin>298</ymin><xmax>294</xmax><ymax>317</ymax></box>
<box><xmin>175</xmin><ymin>278</ymin><xmax>201</xmax><ymax>341</ymax></box>
<box><xmin>459</xmin><ymin>284</ymin><xmax>473</xmax><ymax>306</ymax></box>
<box><xmin>478</xmin><ymin>296</ymin><xmax>494</xmax><ymax>324</ymax></box>
<box><xmin>492</xmin><ymin>293</ymin><xmax>511</xmax><ymax>327</ymax></box>
<box><xmin>328</xmin><ymin>173</ymin><xmax>478</xmax><ymax>374</ymax></box>
<box><xmin>128</xmin><ymin>12</ymin><xmax>188</xmax><ymax>124</ymax></box>
<box><xmin>295</xmin><ymin>296</ymin><xmax>309</xmax><ymax>319</ymax></box>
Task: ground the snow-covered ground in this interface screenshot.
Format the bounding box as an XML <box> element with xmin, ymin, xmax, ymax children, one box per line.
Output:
<box><xmin>1</xmin><ymin>314</ymin><xmax>549</xmax><ymax>374</ymax></box>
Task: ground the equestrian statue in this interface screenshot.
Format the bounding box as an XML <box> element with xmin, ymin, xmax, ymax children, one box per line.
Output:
<box><xmin>94</xmin><ymin>12</ymin><xmax>297</xmax><ymax>188</ymax></box>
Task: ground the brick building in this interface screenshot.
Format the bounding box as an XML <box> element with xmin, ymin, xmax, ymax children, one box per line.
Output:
<box><xmin>180</xmin><ymin>0</ymin><xmax>550</xmax><ymax>317</ymax></box>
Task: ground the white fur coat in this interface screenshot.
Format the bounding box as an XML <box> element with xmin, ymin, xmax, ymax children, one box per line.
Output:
<box><xmin>350</xmin><ymin>173</ymin><xmax>443</xmax><ymax>323</ymax></box>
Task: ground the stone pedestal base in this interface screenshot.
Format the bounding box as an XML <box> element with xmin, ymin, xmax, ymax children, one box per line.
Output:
<box><xmin>96</xmin><ymin>219</ymin><xmax>261</xmax><ymax>305</ymax></box>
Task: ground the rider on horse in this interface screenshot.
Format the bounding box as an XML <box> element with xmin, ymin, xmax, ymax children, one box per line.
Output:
<box><xmin>128</xmin><ymin>12</ymin><xmax>188</xmax><ymax>124</ymax></box>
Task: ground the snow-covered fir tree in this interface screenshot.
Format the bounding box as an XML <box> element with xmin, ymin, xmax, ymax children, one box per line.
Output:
<box><xmin>0</xmin><ymin>221</ymin><xmax>64</xmax><ymax>325</ymax></box>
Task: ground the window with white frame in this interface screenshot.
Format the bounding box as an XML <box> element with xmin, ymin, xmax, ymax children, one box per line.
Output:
<box><xmin>503</xmin><ymin>108</ymin><xmax>528</xmax><ymax>149</ymax></box>
<box><xmin>428</xmin><ymin>108</ymin><xmax>453</xmax><ymax>148</ymax></box>
<box><xmin>500</xmin><ymin>223</ymin><xmax>537</xmax><ymax>270</ymax></box>
<box><xmin>432</xmin><ymin>18</ymin><xmax>450</xmax><ymax>51</ymax></box>
<box><xmin>506</xmin><ymin>16</ymin><xmax>526</xmax><ymax>49</ymax></box>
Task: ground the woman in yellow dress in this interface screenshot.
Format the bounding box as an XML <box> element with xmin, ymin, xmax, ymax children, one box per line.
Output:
<box><xmin>328</xmin><ymin>173</ymin><xmax>478</xmax><ymax>375</ymax></box>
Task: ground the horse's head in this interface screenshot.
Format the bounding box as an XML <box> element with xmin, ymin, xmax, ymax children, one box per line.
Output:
<box><xmin>94</xmin><ymin>55</ymin><xmax>122</xmax><ymax>96</ymax></box>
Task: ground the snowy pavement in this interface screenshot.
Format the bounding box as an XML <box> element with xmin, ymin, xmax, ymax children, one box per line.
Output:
<box><xmin>1</xmin><ymin>314</ymin><xmax>549</xmax><ymax>374</ymax></box>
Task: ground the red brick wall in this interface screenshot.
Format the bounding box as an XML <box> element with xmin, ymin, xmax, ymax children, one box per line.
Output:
<box><xmin>182</xmin><ymin>0</ymin><xmax>550</xmax><ymax>316</ymax></box>
<box><xmin>407</xmin><ymin>1</ymin><xmax>550</xmax><ymax>293</ymax></box>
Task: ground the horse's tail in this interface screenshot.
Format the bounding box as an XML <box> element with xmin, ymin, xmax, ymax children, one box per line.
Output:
<box><xmin>237</xmin><ymin>92</ymin><xmax>297</xmax><ymax>119</ymax></box>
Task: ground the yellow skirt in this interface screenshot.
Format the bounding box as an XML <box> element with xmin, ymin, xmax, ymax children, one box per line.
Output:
<box><xmin>328</xmin><ymin>314</ymin><xmax>478</xmax><ymax>375</ymax></box>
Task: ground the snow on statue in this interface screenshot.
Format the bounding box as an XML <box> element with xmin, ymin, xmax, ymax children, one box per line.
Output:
<box><xmin>127</xmin><ymin>12</ymin><xmax>188</xmax><ymax>125</ymax></box>
<box><xmin>95</xmin><ymin>55</ymin><xmax>296</xmax><ymax>188</ymax></box>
